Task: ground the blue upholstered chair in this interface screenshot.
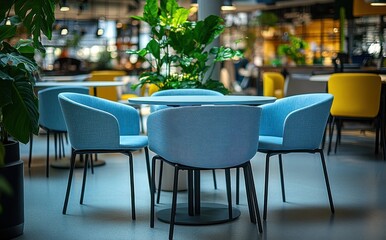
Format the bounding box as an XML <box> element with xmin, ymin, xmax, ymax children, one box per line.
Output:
<box><xmin>29</xmin><ymin>86</ymin><xmax>89</xmax><ymax>177</ymax></box>
<box><xmin>150</xmin><ymin>89</ymin><xmax>223</xmax><ymax>203</ymax></box>
<box><xmin>257</xmin><ymin>93</ymin><xmax>335</xmax><ymax>220</ymax></box>
<box><xmin>147</xmin><ymin>105</ymin><xmax>263</xmax><ymax>240</ymax></box>
<box><xmin>58</xmin><ymin>93</ymin><xmax>150</xmax><ymax>219</ymax></box>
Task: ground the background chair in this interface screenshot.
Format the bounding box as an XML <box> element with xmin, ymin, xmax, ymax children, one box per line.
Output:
<box><xmin>257</xmin><ymin>93</ymin><xmax>335</xmax><ymax>220</ymax></box>
<box><xmin>263</xmin><ymin>72</ymin><xmax>285</xmax><ymax>99</ymax></box>
<box><xmin>149</xmin><ymin>89</ymin><xmax>223</xmax><ymax>203</ymax></box>
<box><xmin>147</xmin><ymin>105</ymin><xmax>263</xmax><ymax>239</ymax></box>
<box><xmin>88</xmin><ymin>70</ymin><xmax>127</xmax><ymax>101</ymax></box>
<box><xmin>29</xmin><ymin>86</ymin><xmax>89</xmax><ymax>177</ymax></box>
<box><xmin>327</xmin><ymin>73</ymin><xmax>383</xmax><ymax>156</ymax></box>
<box><xmin>58</xmin><ymin>93</ymin><xmax>150</xmax><ymax>219</ymax></box>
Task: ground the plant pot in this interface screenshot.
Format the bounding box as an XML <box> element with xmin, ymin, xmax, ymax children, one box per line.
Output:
<box><xmin>0</xmin><ymin>141</ymin><xmax>24</xmax><ymax>239</ymax></box>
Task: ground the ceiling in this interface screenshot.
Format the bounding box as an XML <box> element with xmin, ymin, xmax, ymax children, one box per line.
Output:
<box><xmin>56</xmin><ymin>0</ymin><xmax>335</xmax><ymax>21</ymax></box>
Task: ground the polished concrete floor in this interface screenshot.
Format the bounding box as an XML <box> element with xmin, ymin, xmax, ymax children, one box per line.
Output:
<box><xmin>13</xmin><ymin>126</ymin><xmax>386</xmax><ymax>240</ymax></box>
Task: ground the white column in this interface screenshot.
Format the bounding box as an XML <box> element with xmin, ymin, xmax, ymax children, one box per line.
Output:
<box><xmin>198</xmin><ymin>0</ymin><xmax>222</xmax><ymax>82</ymax></box>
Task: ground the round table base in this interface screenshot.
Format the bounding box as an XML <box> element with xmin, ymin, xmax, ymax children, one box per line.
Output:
<box><xmin>50</xmin><ymin>159</ymin><xmax>106</xmax><ymax>169</ymax></box>
<box><xmin>157</xmin><ymin>202</ymin><xmax>240</xmax><ymax>226</ymax></box>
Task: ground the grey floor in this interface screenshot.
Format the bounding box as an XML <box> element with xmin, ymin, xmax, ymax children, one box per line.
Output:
<box><xmin>14</xmin><ymin>125</ymin><xmax>386</xmax><ymax>240</ymax></box>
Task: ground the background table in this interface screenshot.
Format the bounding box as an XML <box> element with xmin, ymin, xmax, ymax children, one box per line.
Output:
<box><xmin>130</xmin><ymin>95</ymin><xmax>276</xmax><ymax>225</ymax></box>
<box><xmin>35</xmin><ymin>81</ymin><xmax>126</xmax><ymax>96</ymax></box>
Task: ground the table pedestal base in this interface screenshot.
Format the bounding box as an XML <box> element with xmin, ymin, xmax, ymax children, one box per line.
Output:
<box><xmin>157</xmin><ymin>203</ymin><xmax>240</xmax><ymax>226</ymax></box>
<box><xmin>50</xmin><ymin>159</ymin><xmax>106</xmax><ymax>169</ymax></box>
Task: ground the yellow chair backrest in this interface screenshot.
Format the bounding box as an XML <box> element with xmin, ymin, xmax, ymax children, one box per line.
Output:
<box><xmin>328</xmin><ymin>73</ymin><xmax>382</xmax><ymax>118</ymax></box>
<box><xmin>89</xmin><ymin>70</ymin><xmax>127</xmax><ymax>101</ymax></box>
<box><xmin>263</xmin><ymin>72</ymin><xmax>285</xmax><ymax>98</ymax></box>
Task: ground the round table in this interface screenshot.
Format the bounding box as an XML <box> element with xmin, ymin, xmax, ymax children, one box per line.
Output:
<box><xmin>129</xmin><ymin>94</ymin><xmax>276</xmax><ymax>226</ymax></box>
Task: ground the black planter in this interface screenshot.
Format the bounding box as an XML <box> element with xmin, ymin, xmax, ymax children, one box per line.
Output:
<box><xmin>0</xmin><ymin>141</ymin><xmax>24</xmax><ymax>239</ymax></box>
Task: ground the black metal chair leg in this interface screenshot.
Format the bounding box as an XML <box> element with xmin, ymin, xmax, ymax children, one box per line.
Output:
<box><xmin>80</xmin><ymin>154</ymin><xmax>89</xmax><ymax>204</ymax></box>
<box><xmin>128</xmin><ymin>153</ymin><xmax>136</xmax><ymax>220</ymax></box>
<box><xmin>236</xmin><ymin>167</ymin><xmax>240</xmax><ymax>205</ymax></box>
<box><xmin>156</xmin><ymin>160</ymin><xmax>163</xmax><ymax>204</ymax></box>
<box><xmin>169</xmin><ymin>165</ymin><xmax>179</xmax><ymax>240</ymax></box>
<box><xmin>319</xmin><ymin>150</ymin><xmax>335</xmax><ymax>214</ymax></box>
<box><xmin>243</xmin><ymin>164</ymin><xmax>256</xmax><ymax>223</ymax></box>
<box><xmin>263</xmin><ymin>153</ymin><xmax>271</xmax><ymax>220</ymax></box>
<box><xmin>144</xmin><ymin>147</ymin><xmax>151</xmax><ymax>193</ymax></box>
<box><xmin>245</xmin><ymin>163</ymin><xmax>263</xmax><ymax>233</ymax></box>
<box><xmin>225</xmin><ymin>169</ymin><xmax>232</xmax><ymax>219</ymax></box>
<box><xmin>212</xmin><ymin>169</ymin><xmax>217</xmax><ymax>190</ymax></box>
<box><xmin>63</xmin><ymin>152</ymin><xmax>76</xmax><ymax>214</ymax></box>
<box><xmin>150</xmin><ymin>156</ymin><xmax>157</xmax><ymax>228</ymax></box>
<box><xmin>278</xmin><ymin>154</ymin><xmax>286</xmax><ymax>202</ymax></box>
<box><xmin>54</xmin><ymin>133</ymin><xmax>58</xmax><ymax>160</ymax></box>
<box><xmin>328</xmin><ymin>117</ymin><xmax>335</xmax><ymax>155</ymax></box>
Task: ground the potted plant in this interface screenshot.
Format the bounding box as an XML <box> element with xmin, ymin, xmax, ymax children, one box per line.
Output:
<box><xmin>277</xmin><ymin>35</ymin><xmax>308</xmax><ymax>66</ymax></box>
<box><xmin>0</xmin><ymin>1</ymin><xmax>56</xmax><ymax>238</ymax></box>
<box><xmin>128</xmin><ymin>0</ymin><xmax>243</xmax><ymax>94</ymax></box>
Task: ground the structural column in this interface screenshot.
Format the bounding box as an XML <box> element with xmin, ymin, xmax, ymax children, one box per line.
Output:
<box><xmin>198</xmin><ymin>0</ymin><xmax>222</xmax><ymax>82</ymax></box>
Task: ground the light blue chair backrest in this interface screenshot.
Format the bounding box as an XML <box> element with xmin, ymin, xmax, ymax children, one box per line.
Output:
<box><xmin>38</xmin><ymin>86</ymin><xmax>89</xmax><ymax>131</ymax></box>
<box><xmin>58</xmin><ymin>93</ymin><xmax>140</xmax><ymax>150</ymax></box>
<box><xmin>259</xmin><ymin>93</ymin><xmax>333</xmax><ymax>150</ymax></box>
<box><xmin>150</xmin><ymin>89</ymin><xmax>223</xmax><ymax>112</ymax></box>
<box><xmin>147</xmin><ymin>105</ymin><xmax>261</xmax><ymax>169</ymax></box>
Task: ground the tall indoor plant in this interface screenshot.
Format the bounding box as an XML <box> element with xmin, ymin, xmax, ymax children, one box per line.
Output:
<box><xmin>128</xmin><ymin>0</ymin><xmax>243</xmax><ymax>94</ymax></box>
<box><xmin>0</xmin><ymin>1</ymin><xmax>56</xmax><ymax>238</ymax></box>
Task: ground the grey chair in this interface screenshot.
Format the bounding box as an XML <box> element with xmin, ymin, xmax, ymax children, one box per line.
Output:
<box><xmin>29</xmin><ymin>86</ymin><xmax>89</xmax><ymax>177</ymax></box>
<box><xmin>58</xmin><ymin>92</ymin><xmax>150</xmax><ymax>219</ymax></box>
<box><xmin>147</xmin><ymin>105</ymin><xmax>263</xmax><ymax>240</ymax></box>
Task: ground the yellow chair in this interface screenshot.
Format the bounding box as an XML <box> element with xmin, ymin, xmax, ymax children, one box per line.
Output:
<box><xmin>88</xmin><ymin>70</ymin><xmax>127</xmax><ymax>101</ymax></box>
<box><xmin>263</xmin><ymin>72</ymin><xmax>285</xmax><ymax>98</ymax></box>
<box><xmin>327</xmin><ymin>73</ymin><xmax>383</xmax><ymax>155</ymax></box>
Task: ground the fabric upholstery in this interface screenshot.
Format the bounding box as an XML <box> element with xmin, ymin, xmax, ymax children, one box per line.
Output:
<box><xmin>259</xmin><ymin>93</ymin><xmax>334</xmax><ymax>151</ymax></box>
<box><xmin>148</xmin><ymin>105</ymin><xmax>261</xmax><ymax>169</ymax></box>
<box><xmin>58</xmin><ymin>92</ymin><xmax>144</xmax><ymax>150</ymax></box>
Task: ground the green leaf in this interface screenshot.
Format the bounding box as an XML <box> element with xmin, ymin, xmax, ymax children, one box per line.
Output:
<box><xmin>15</xmin><ymin>39</ymin><xmax>36</xmax><ymax>60</ymax></box>
<box><xmin>171</xmin><ymin>8</ymin><xmax>190</xmax><ymax>28</ymax></box>
<box><xmin>163</xmin><ymin>0</ymin><xmax>178</xmax><ymax>15</ymax></box>
<box><xmin>1</xmin><ymin>67</ymin><xmax>39</xmax><ymax>144</ymax></box>
<box><xmin>0</xmin><ymin>52</ymin><xmax>38</xmax><ymax>74</ymax></box>
<box><xmin>14</xmin><ymin>0</ymin><xmax>56</xmax><ymax>47</ymax></box>
<box><xmin>0</xmin><ymin>76</ymin><xmax>13</xmax><ymax>109</ymax></box>
<box><xmin>146</xmin><ymin>39</ymin><xmax>160</xmax><ymax>60</ymax></box>
<box><xmin>0</xmin><ymin>25</ymin><xmax>17</xmax><ymax>42</ymax></box>
<box><xmin>142</xmin><ymin>0</ymin><xmax>159</xmax><ymax>26</ymax></box>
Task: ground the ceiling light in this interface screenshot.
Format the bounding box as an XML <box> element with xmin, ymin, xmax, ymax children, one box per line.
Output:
<box><xmin>96</xmin><ymin>28</ymin><xmax>104</xmax><ymax>37</ymax></box>
<box><xmin>222</xmin><ymin>0</ymin><xmax>236</xmax><ymax>11</ymax></box>
<box><xmin>366</xmin><ymin>0</ymin><xmax>386</xmax><ymax>6</ymax></box>
<box><xmin>60</xmin><ymin>0</ymin><xmax>70</xmax><ymax>11</ymax></box>
<box><xmin>60</xmin><ymin>27</ymin><xmax>69</xmax><ymax>35</ymax></box>
<box><xmin>191</xmin><ymin>0</ymin><xmax>198</xmax><ymax>7</ymax></box>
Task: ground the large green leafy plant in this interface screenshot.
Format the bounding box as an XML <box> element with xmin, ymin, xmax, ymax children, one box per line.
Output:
<box><xmin>128</xmin><ymin>0</ymin><xmax>243</xmax><ymax>94</ymax></box>
<box><xmin>0</xmin><ymin>0</ymin><xmax>56</xmax><ymax>145</ymax></box>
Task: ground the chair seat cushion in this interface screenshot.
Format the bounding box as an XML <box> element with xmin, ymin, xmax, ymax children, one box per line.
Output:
<box><xmin>120</xmin><ymin>135</ymin><xmax>148</xmax><ymax>150</ymax></box>
<box><xmin>258</xmin><ymin>135</ymin><xmax>283</xmax><ymax>151</ymax></box>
